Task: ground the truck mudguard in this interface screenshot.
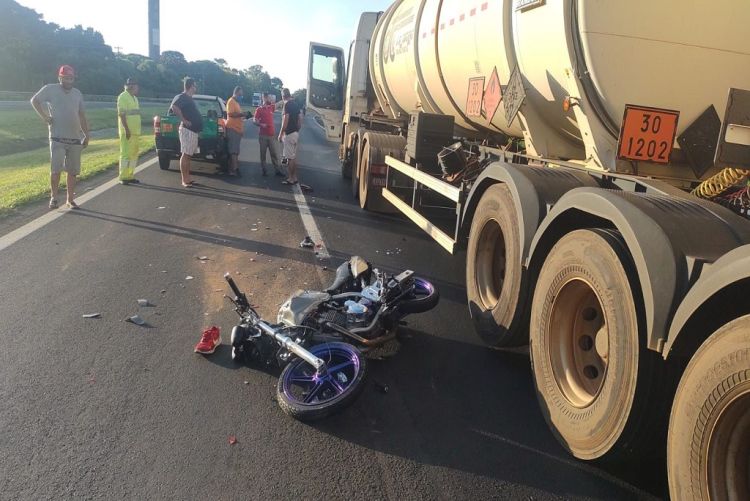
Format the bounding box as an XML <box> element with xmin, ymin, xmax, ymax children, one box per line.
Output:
<box><xmin>663</xmin><ymin>244</ymin><xmax>750</xmax><ymax>358</ymax></box>
<box><xmin>460</xmin><ymin>161</ymin><xmax>598</xmax><ymax>256</ymax></box>
<box><xmin>526</xmin><ymin>188</ymin><xmax>750</xmax><ymax>352</ymax></box>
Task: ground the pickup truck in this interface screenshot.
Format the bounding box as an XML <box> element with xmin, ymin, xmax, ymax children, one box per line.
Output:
<box><xmin>153</xmin><ymin>94</ymin><xmax>229</xmax><ymax>171</ymax></box>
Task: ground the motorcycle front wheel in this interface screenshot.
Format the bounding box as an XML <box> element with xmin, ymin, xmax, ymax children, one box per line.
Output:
<box><xmin>277</xmin><ymin>342</ymin><xmax>367</xmax><ymax>421</ymax></box>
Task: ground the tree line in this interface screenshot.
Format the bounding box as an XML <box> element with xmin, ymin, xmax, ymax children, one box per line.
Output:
<box><xmin>0</xmin><ymin>0</ymin><xmax>292</xmax><ymax>101</ymax></box>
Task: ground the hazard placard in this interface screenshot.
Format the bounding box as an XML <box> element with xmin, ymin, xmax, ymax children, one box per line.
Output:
<box><xmin>482</xmin><ymin>67</ymin><xmax>502</xmax><ymax>122</ymax></box>
<box><xmin>466</xmin><ymin>77</ymin><xmax>485</xmax><ymax>117</ymax></box>
<box><xmin>617</xmin><ymin>105</ymin><xmax>680</xmax><ymax>164</ymax></box>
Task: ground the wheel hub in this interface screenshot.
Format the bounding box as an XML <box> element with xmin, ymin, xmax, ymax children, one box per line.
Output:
<box><xmin>708</xmin><ymin>387</ymin><xmax>750</xmax><ymax>500</ymax></box>
<box><xmin>548</xmin><ymin>279</ymin><xmax>608</xmax><ymax>408</ymax></box>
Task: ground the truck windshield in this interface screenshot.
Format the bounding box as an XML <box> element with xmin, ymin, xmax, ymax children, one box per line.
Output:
<box><xmin>194</xmin><ymin>99</ymin><xmax>223</xmax><ymax>118</ymax></box>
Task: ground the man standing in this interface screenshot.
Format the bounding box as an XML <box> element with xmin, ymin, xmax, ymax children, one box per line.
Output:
<box><xmin>279</xmin><ymin>88</ymin><xmax>303</xmax><ymax>186</ymax></box>
<box><xmin>117</xmin><ymin>77</ymin><xmax>141</xmax><ymax>184</ymax></box>
<box><xmin>170</xmin><ymin>78</ymin><xmax>203</xmax><ymax>187</ymax></box>
<box><xmin>225</xmin><ymin>86</ymin><xmax>245</xmax><ymax>176</ymax></box>
<box><xmin>253</xmin><ymin>92</ymin><xmax>284</xmax><ymax>177</ymax></box>
<box><xmin>30</xmin><ymin>65</ymin><xmax>89</xmax><ymax>209</ymax></box>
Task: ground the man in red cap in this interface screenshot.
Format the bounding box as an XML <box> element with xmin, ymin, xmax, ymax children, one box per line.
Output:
<box><xmin>30</xmin><ymin>65</ymin><xmax>90</xmax><ymax>209</ymax></box>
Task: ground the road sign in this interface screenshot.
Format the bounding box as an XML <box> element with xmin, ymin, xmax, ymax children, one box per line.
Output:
<box><xmin>482</xmin><ymin>67</ymin><xmax>502</xmax><ymax>122</ymax></box>
<box><xmin>617</xmin><ymin>105</ymin><xmax>680</xmax><ymax>164</ymax></box>
<box><xmin>504</xmin><ymin>66</ymin><xmax>525</xmax><ymax>127</ymax></box>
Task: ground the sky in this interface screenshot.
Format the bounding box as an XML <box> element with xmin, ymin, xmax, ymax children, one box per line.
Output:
<box><xmin>17</xmin><ymin>0</ymin><xmax>394</xmax><ymax>90</ymax></box>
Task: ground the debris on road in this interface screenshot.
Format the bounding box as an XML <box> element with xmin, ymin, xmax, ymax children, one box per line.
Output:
<box><xmin>82</xmin><ymin>313</ymin><xmax>101</xmax><ymax>319</ymax></box>
<box><xmin>157</xmin><ymin>206</ymin><xmax>166</xmax><ymax>210</ymax></box>
<box><xmin>300</xmin><ymin>236</ymin><xmax>315</xmax><ymax>248</ymax></box>
<box><xmin>186</xmin><ymin>276</ymin><xmax>194</xmax><ymax>280</ymax></box>
<box><xmin>228</xmin><ymin>435</ymin><xmax>238</xmax><ymax>445</ymax></box>
<box><xmin>160</xmin><ymin>290</ymin><xmax>167</xmax><ymax>294</ymax></box>
<box><xmin>374</xmin><ymin>381</ymin><xmax>389</xmax><ymax>394</ymax></box>
<box><xmin>125</xmin><ymin>315</ymin><xmax>146</xmax><ymax>326</ymax></box>
<box><xmin>137</xmin><ymin>299</ymin><xmax>152</xmax><ymax>307</ymax></box>
<box><xmin>197</xmin><ymin>256</ymin><xmax>209</xmax><ymax>261</ymax></box>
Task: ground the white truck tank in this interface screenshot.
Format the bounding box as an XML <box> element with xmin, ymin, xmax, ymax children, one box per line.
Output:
<box><xmin>369</xmin><ymin>0</ymin><xmax>750</xmax><ymax>176</ymax></box>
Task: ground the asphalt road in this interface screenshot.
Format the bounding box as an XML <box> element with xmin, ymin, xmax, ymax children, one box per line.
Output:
<box><xmin>0</xmin><ymin>113</ymin><xmax>664</xmax><ymax>500</ymax></box>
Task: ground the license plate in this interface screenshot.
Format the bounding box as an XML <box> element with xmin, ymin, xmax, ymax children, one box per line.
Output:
<box><xmin>617</xmin><ymin>105</ymin><xmax>680</xmax><ymax>164</ymax></box>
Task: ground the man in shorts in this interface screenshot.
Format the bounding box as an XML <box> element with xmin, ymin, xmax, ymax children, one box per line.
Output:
<box><xmin>30</xmin><ymin>65</ymin><xmax>90</xmax><ymax>209</ymax></box>
<box><xmin>253</xmin><ymin>92</ymin><xmax>284</xmax><ymax>177</ymax></box>
<box><xmin>225</xmin><ymin>86</ymin><xmax>245</xmax><ymax>176</ymax></box>
<box><xmin>170</xmin><ymin>78</ymin><xmax>203</xmax><ymax>187</ymax></box>
<box><xmin>279</xmin><ymin>88</ymin><xmax>303</xmax><ymax>186</ymax></box>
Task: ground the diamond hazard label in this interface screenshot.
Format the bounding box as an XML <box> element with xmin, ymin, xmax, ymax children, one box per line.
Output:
<box><xmin>482</xmin><ymin>67</ymin><xmax>502</xmax><ymax>122</ymax></box>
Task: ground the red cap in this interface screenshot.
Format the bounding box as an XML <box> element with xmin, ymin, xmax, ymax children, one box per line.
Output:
<box><xmin>58</xmin><ymin>65</ymin><xmax>75</xmax><ymax>77</ymax></box>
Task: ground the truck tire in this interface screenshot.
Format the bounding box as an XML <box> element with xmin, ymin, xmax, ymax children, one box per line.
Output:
<box><xmin>351</xmin><ymin>138</ymin><xmax>360</xmax><ymax>199</ymax></box>
<box><xmin>530</xmin><ymin>229</ymin><xmax>666</xmax><ymax>461</ymax></box>
<box><xmin>465</xmin><ymin>184</ymin><xmax>526</xmax><ymax>347</ymax></box>
<box><xmin>158</xmin><ymin>152</ymin><xmax>171</xmax><ymax>170</ymax></box>
<box><xmin>667</xmin><ymin>315</ymin><xmax>750</xmax><ymax>501</ymax></box>
<box><xmin>358</xmin><ymin>133</ymin><xmax>404</xmax><ymax>213</ymax></box>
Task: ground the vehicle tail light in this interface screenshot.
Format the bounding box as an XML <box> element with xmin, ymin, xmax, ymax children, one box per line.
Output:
<box><xmin>153</xmin><ymin>116</ymin><xmax>161</xmax><ymax>135</ymax></box>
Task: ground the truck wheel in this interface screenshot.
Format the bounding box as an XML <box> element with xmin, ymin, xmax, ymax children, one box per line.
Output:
<box><xmin>530</xmin><ymin>229</ymin><xmax>665</xmax><ymax>461</ymax></box>
<box><xmin>158</xmin><ymin>153</ymin><xmax>171</xmax><ymax>170</ymax></box>
<box><xmin>465</xmin><ymin>184</ymin><xmax>526</xmax><ymax>347</ymax></box>
<box><xmin>668</xmin><ymin>315</ymin><xmax>750</xmax><ymax>501</ymax></box>
<box><xmin>351</xmin><ymin>139</ymin><xmax>360</xmax><ymax>199</ymax></box>
<box><xmin>358</xmin><ymin>133</ymin><xmax>404</xmax><ymax>213</ymax></box>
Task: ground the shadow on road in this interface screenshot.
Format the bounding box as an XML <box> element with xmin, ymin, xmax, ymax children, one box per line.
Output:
<box><xmin>308</xmin><ymin>327</ymin><xmax>666</xmax><ymax>500</ymax></box>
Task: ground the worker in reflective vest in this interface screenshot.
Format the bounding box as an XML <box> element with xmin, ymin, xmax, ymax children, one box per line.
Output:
<box><xmin>117</xmin><ymin>77</ymin><xmax>141</xmax><ymax>184</ymax></box>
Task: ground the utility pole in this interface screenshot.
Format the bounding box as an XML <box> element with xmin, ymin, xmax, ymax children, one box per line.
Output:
<box><xmin>148</xmin><ymin>0</ymin><xmax>160</xmax><ymax>60</ymax></box>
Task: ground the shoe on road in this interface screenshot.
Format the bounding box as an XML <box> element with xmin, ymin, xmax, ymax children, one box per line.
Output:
<box><xmin>194</xmin><ymin>326</ymin><xmax>221</xmax><ymax>354</ymax></box>
<box><xmin>48</xmin><ymin>198</ymin><xmax>58</xmax><ymax>209</ymax></box>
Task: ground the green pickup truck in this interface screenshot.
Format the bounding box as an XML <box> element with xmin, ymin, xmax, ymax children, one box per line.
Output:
<box><xmin>153</xmin><ymin>94</ymin><xmax>230</xmax><ymax>171</ymax></box>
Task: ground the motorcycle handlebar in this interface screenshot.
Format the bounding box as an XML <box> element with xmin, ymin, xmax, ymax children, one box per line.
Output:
<box><xmin>224</xmin><ymin>273</ymin><xmax>243</xmax><ymax>298</ymax></box>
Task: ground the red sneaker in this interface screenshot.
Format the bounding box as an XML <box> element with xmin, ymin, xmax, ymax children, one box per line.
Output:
<box><xmin>194</xmin><ymin>326</ymin><xmax>221</xmax><ymax>354</ymax></box>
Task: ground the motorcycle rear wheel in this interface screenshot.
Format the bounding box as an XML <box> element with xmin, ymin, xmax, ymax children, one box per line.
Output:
<box><xmin>277</xmin><ymin>342</ymin><xmax>367</xmax><ymax>421</ymax></box>
<box><xmin>398</xmin><ymin>277</ymin><xmax>440</xmax><ymax>314</ymax></box>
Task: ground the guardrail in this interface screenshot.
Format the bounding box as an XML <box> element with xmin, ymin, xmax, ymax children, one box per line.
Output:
<box><xmin>0</xmin><ymin>90</ymin><xmax>172</xmax><ymax>104</ymax></box>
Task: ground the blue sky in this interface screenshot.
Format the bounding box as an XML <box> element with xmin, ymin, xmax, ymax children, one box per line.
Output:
<box><xmin>17</xmin><ymin>0</ymin><xmax>394</xmax><ymax>90</ymax></box>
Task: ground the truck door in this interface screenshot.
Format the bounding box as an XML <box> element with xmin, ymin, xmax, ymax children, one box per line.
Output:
<box><xmin>307</xmin><ymin>42</ymin><xmax>345</xmax><ymax>142</ymax></box>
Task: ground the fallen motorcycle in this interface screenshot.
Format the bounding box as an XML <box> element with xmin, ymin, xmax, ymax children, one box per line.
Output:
<box><xmin>276</xmin><ymin>256</ymin><xmax>440</xmax><ymax>352</ymax></box>
<box><xmin>226</xmin><ymin>256</ymin><xmax>439</xmax><ymax>420</ymax></box>
<box><xmin>225</xmin><ymin>273</ymin><xmax>367</xmax><ymax>421</ymax></box>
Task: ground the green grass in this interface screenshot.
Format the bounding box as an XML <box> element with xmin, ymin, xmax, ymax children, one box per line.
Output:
<box><xmin>0</xmin><ymin>129</ymin><xmax>155</xmax><ymax>214</ymax></box>
<box><xmin>0</xmin><ymin>105</ymin><xmax>163</xmax><ymax>155</ymax></box>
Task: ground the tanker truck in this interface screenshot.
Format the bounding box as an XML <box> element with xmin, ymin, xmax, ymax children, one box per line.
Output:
<box><xmin>306</xmin><ymin>1</ymin><xmax>750</xmax><ymax>498</ymax></box>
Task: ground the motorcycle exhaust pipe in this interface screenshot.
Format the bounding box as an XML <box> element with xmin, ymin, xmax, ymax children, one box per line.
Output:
<box><xmin>324</xmin><ymin>321</ymin><xmax>396</xmax><ymax>348</ymax></box>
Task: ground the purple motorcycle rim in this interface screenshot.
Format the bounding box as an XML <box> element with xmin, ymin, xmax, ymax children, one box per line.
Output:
<box><xmin>281</xmin><ymin>343</ymin><xmax>362</xmax><ymax>406</ymax></box>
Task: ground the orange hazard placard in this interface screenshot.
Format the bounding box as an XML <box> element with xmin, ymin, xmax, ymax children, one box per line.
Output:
<box><xmin>482</xmin><ymin>67</ymin><xmax>502</xmax><ymax>122</ymax></box>
<box><xmin>466</xmin><ymin>77</ymin><xmax>485</xmax><ymax>117</ymax></box>
<box><xmin>617</xmin><ymin>105</ymin><xmax>680</xmax><ymax>164</ymax></box>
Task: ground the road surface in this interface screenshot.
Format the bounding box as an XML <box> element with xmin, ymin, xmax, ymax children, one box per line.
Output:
<box><xmin>0</xmin><ymin>113</ymin><xmax>664</xmax><ymax>500</ymax></box>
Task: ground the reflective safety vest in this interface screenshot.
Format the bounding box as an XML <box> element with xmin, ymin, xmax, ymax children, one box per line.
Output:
<box><xmin>117</xmin><ymin>91</ymin><xmax>141</xmax><ymax>136</ymax></box>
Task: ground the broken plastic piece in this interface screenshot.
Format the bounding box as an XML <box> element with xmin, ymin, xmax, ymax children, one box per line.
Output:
<box><xmin>186</xmin><ymin>276</ymin><xmax>194</xmax><ymax>280</ymax></box>
<box><xmin>197</xmin><ymin>256</ymin><xmax>209</xmax><ymax>261</ymax></box>
<box><xmin>126</xmin><ymin>315</ymin><xmax>146</xmax><ymax>326</ymax></box>
<box><xmin>299</xmin><ymin>236</ymin><xmax>314</xmax><ymax>248</ymax></box>
<box><xmin>228</xmin><ymin>435</ymin><xmax>237</xmax><ymax>445</ymax></box>
<box><xmin>137</xmin><ymin>299</ymin><xmax>151</xmax><ymax>307</ymax></box>
<box><xmin>82</xmin><ymin>313</ymin><xmax>101</xmax><ymax>319</ymax></box>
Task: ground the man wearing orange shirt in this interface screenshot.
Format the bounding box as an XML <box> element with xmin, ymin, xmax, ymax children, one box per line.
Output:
<box><xmin>225</xmin><ymin>86</ymin><xmax>245</xmax><ymax>176</ymax></box>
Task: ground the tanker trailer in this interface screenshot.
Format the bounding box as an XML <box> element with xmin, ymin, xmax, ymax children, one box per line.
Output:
<box><xmin>307</xmin><ymin>1</ymin><xmax>750</xmax><ymax>498</ymax></box>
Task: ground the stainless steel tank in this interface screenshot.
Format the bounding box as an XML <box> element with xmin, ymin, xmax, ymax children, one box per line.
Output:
<box><xmin>369</xmin><ymin>0</ymin><xmax>750</xmax><ymax>172</ymax></box>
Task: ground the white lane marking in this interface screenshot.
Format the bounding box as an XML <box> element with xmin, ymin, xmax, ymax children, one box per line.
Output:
<box><xmin>0</xmin><ymin>156</ymin><xmax>157</xmax><ymax>253</ymax></box>
<box><xmin>292</xmin><ymin>184</ymin><xmax>330</xmax><ymax>260</ymax></box>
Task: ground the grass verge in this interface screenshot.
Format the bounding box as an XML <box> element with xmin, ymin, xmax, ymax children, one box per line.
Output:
<box><xmin>0</xmin><ymin>106</ymin><xmax>163</xmax><ymax>155</ymax></box>
<box><xmin>0</xmin><ymin>129</ymin><xmax>155</xmax><ymax>215</ymax></box>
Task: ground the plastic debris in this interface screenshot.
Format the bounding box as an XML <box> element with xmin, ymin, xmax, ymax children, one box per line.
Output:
<box><xmin>228</xmin><ymin>436</ymin><xmax>238</xmax><ymax>445</ymax></box>
<box><xmin>374</xmin><ymin>381</ymin><xmax>389</xmax><ymax>394</ymax></box>
<box><xmin>186</xmin><ymin>276</ymin><xmax>194</xmax><ymax>280</ymax></box>
<box><xmin>157</xmin><ymin>206</ymin><xmax>166</xmax><ymax>210</ymax></box>
<box><xmin>160</xmin><ymin>290</ymin><xmax>167</xmax><ymax>294</ymax></box>
<box><xmin>126</xmin><ymin>315</ymin><xmax>146</xmax><ymax>326</ymax></box>
<box><xmin>82</xmin><ymin>313</ymin><xmax>101</xmax><ymax>319</ymax></box>
<box><xmin>251</xmin><ymin>228</ymin><xmax>258</xmax><ymax>232</ymax></box>
<box><xmin>197</xmin><ymin>256</ymin><xmax>209</xmax><ymax>261</ymax></box>
<box><xmin>299</xmin><ymin>236</ymin><xmax>314</xmax><ymax>248</ymax></box>
<box><xmin>137</xmin><ymin>299</ymin><xmax>151</xmax><ymax>307</ymax></box>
